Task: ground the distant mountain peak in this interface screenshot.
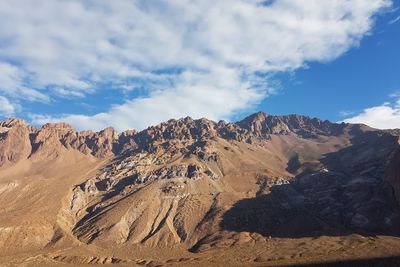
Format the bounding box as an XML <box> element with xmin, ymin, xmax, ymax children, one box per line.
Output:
<box><xmin>241</xmin><ymin>111</ymin><xmax>268</xmax><ymax>122</ymax></box>
<box><xmin>42</xmin><ymin>122</ymin><xmax>74</xmax><ymax>130</ymax></box>
<box><xmin>236</xmin><ymin>111</ymin><xmax>343</xmax><ymax>138</ymax></box>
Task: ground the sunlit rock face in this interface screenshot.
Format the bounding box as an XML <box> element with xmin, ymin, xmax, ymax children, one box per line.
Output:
<box><xmin>0</xmin><ymin>112</ymin><xmax>400</xmax><ymax>263</ymax></box>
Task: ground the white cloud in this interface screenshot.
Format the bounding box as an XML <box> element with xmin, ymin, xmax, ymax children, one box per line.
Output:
<box><xmin>0</xmin><ymin>62</ymin><xmax>49</xmax><ymax>101</ymax></box>
<box><xmin>31</xmin><ymin>68</ymin><xmax>265</xmax><ymax>131</ymax></box>
<box><xmin>0</xmin><ymin>96</ymin><xmax>16</xmax><ymax>116</ymax></box>
<box><xmin>339</xmin><ymin>110</ymin><xmax>355</xmax><ymax>117</ymax></box>
<box><xmin>344</xmin><ymin>100</ymin><xmax>400</xmax><ymax>129</ymax></box>
<box><xmin>389</xmin><ymin>15</ymin><xmax>400</xmax><ymax>24</ymax></box>
<box><xmin>0</xmin><ymin>0</ymin><xmax>391</xmax><ymax>130</ymax></box>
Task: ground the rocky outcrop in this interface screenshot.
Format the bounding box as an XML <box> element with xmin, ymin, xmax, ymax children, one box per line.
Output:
<box><xmin>0</xmin><ymin>119</ymin><xmax>31</xmax><ymax>166</ymax></box>
<box><xmin>0</xmin><ymin>118</ymin><xmax>128</xmax><ymax>164</ymax></box>
<box><xmin>0</xmin><ymin>112</ymin><xmax>355</xmax><ymax>166</ymax></box>
<box><xmin>237</xmin><ymin>111</ymin><xmax>346</xmax><ymax>138</ymax></box>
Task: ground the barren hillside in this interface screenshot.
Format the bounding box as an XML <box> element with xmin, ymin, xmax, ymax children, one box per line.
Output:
<box><xmin>0</xmin><ymin>112</ymin><xmax>399</xmax><ymax>266</ymax></box>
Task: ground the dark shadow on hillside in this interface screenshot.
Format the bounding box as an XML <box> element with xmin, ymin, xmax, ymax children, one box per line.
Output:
<box><xmin>320</xmin><ymin>127</ymin><xmax>398</xmax><ymax>178</ymax></box>
<box><xmin>220</xmin><ymin>170</ymin><xmax>400</xmax><ymax>238</ymax></box>
<box><xmin>291</xmin><ymin>256</ymin><xmax>400</xmax><ymax>267</ymax></box>
<box><xmin>221</xmin><ymin>126</ymin><xmax>400</xmax><ymax>238</ymax></box>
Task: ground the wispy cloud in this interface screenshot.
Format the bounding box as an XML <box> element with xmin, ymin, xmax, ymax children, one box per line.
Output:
<box><xmin>0</xmin><ymin>0</ymin><xmax>392</xmax><ymax>130</ymax></box>
<box><xmin>389</xmin><ymin>91</ymin><xmax>400</xmax><ymax>98</ymax></box>
<box><xmin>344</xmin><ymin>96</ymin><xmax>400</xmax><ymax>129</ymax></box>
<box><xmin>389</xmin><ymin>15</ymin><xmax>400</xmax><ymax>24</ymax></box>
<box><xmin>0</xmin><ymin>96</ymin><xmax>17</xmax><ymax>116</ymax></box>
<box><xmin>339</xmin><ymin>110</ymin><xmax>355</xmax><ymax>117</ymax></box>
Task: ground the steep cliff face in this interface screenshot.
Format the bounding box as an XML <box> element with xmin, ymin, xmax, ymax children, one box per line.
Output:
<box><xmin>0</xmin><ymin>119</ymin><xmax>123</xmax><ymax>167</ymax></box>
<box><xmin>0</xmin><ymin>112</ymin><xmax>400</xmax><ymax>261</ymax></box>
<box><xmin>237</xmin><ymin>111</ymin><xmax>346</xmax><ymax>138</ymax></box>
<box><xmin>384</xmin><ymin>138</ymin><xmax>400</xmax><ymax>206</ymax></box>
<box><xmin>0</xmin><ymin>119</ymin><xmax>31</xmax><ymax>166</ymax></box>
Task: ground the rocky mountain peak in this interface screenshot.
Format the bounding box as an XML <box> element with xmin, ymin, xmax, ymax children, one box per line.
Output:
<box><xmin>0</xmin><ymin>118</ymin><xmax>27</xmax><ymax>128</ymax></box>
<box><xmin>99</xmin><ymin>127</ymin><xmax>117</xmax><ymax>139</ymax></box>
<box><xmin>0</xmin><ymin>112</ymin><xmax>372</xmax><ymax>167</ymax></box>
<box><xmin>41</xmin><ymin>122</ymin><xmax>74</xmax><ymax>130</ymax></box>
<box><xmin>236</xmin><ymin>111</ymin><xmax>269</xmax><ymax>137</ymax></box>
<box><xmin>134</xmin><ymin>117</ymin><xmax>218</xmax><ymax>147</ymax></box>
<box><xmin>244</xmin><ymin>111</ymin><xmax>268</xmax><ymax>122</ymax></box>
<box><xmin>268</xmin><ymin>114</ymin><xmax>345</xmax><ymax>137</ymax></box>
<box><xmin>237</xmin><ymin>112</ymin><xmax>344</xmax><ymax>138</ymax></box>
<box><xmin>0</xmin><ymin>119</ymin><xmax>31</xmax><ymax>166</ymax></box>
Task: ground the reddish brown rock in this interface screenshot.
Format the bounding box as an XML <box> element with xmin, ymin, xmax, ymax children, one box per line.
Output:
<box><xmin>1</xmin><ymin>112</ymin><xmax>400</xmax><ymax>265</ymax></box>
<box><xmin>0</xmin><ymin>120</ymin><xmax>31</xmax><ymax>166</ymax></box>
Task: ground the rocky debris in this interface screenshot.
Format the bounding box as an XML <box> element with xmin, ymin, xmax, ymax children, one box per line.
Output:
<box><xmin>77</xmin><ymin>130</ymin><xmax>224</xmax><ymax>196</ymax></box>
<box><xmin>256</xmin><ymin>175</ymin><xmax>290</xmax><ymax>196</ymax></box>
<box><xmin>70</xmin><ymin>150</ymin><xmax>222</xmax><ymax>211</ymax></box>
<box><xmin>189</xmin><ymin>143</ymin><xmax>219</xmax><ymax>162</ymax></box>
<box><xmin>161</xmin><ymin>182</ymin><xmax>185</xmax><ymax>194</ymax></box>
<box><xmin>82</xmin><ymin>178</ymin><xmax>100</xmax><ymax>194</ymax></box>
<box><xmin>93</xmin><ymin>162</ymin><xmax>215</xmax><ymax>189</ymax></box>
<box><xmin>52</xmin><ymin>255</ymin><xmax>127</xmax><ymax>264</ymax></box>
<box><xmin>204</xmin><ymin>169</ymin><xmax>219</xmax><ymax>180</ymax></box>
<box><xmin>151</xmin><ymin>165</ymin><xmax>188</xmax><ymax>180</ymax></box>
<box><xmin>256</xmin><ymin>174</ymin><xmax>289</xmax><ymax>186</ymax></box>
<box><xmin>186</xmin><ymin>164</ymin><xmax>202</xmax><ymax>179</ymax></box>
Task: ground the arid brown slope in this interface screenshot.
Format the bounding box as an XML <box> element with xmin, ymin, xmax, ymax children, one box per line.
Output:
<box><xmin>0</xmin><ymin>112</ymin><xmax>400</xmax><ymax>266</ymax></box>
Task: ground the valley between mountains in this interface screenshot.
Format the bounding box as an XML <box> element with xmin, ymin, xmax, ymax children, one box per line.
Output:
<box><xmin>0</xmin><ymin>112</ymin><xmax>400</xmax><ymax>266</ymax></box>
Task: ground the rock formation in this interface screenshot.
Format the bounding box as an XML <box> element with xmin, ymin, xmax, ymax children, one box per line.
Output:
<box><xmin>0</xmin><ymin>112</ymin><xmax>400</xmax><ymax>266</ymax></box>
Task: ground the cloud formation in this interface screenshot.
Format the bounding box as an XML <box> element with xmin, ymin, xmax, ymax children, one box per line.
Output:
<box><xmin>0</xmin><ymin>0</ymin><xmax>391</xmax><ymax>131</ymax></box>
<box><xmin>344</xmin><ymin>99</ymin><xmax>400</xmax><ymax>129</ymax></box>
<box><xmin>0</xmin><ymin>96</ymin><xmax>16</xmax><ymax>116</ymax></box>
<box><xmin>389</xmin><ymin>15</ymin><xmax>400</xmax><ymax>24</ymax></box>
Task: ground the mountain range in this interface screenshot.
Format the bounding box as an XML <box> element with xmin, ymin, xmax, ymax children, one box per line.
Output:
<box><xmin>1</xmin><ymin>112</ymin><xmax>400</xmax><ymax>266</ymax></box>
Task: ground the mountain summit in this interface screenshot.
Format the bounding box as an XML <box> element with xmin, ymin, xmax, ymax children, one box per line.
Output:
<box><xmin>1</xmin><ymin>112</ymin><xmax>400</xmax><ymax>266</ymax></box>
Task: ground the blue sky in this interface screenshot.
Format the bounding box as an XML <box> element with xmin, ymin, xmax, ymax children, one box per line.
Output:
<box><xmin>0</xmin><ymin>0</ymin><xmax>399</xmax><ymax>131</ymax></box>
<box><xmin>255</xmin><ymin>5</ymin><xmax>400</xmax><ymax>124</ymax></box>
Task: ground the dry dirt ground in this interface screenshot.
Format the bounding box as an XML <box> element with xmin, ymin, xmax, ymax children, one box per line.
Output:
<box><xmin>1</xmin><ymin>235</ymin><xmax>400</xmax><ymax>266</ymax></box>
